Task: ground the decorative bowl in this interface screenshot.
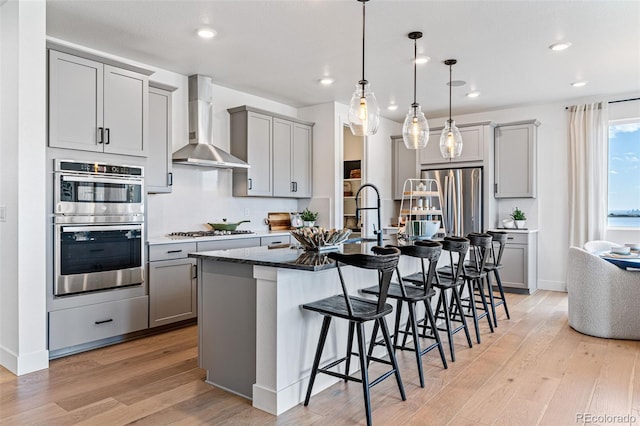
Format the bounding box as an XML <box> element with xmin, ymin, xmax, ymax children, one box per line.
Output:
<box><xmin>290</xmin><ymin>227</ymin><xmax>352</xmax><ymax>251</ymax></box>
<box><xmin>611</xmin><ymin>246</ymin><xmax>631</xmax><ymax>255</ymax></box>
<box><xmin>406</xmin><ymin>220</ymin><xmax>440</xmax><ymax>239</ymax></box>
<box><xmin>502</xmin><ymin>219</ymin><xmax>515</xmax><ymax>229</ymax></box>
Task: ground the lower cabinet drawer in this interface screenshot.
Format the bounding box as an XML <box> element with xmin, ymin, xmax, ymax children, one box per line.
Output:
<box><xmin>49</xmin><ymin>296</ymin><xmax>149</xmax><ymax>351</ymax></box>
<box><xmin>260</xmin><ymin>235</ymin><xmax>291</xmax><ymax>246</ymax></box>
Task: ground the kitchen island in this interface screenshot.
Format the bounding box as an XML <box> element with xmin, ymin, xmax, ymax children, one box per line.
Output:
<box><xmin>190</xmin><ymin>240</ymin><xmax>422</xmax><ymax>415</ymax></box>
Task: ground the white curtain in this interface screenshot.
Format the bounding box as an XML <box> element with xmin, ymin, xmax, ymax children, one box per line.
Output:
<box><xmin>568</xmin><ymin>102</ymin><xmax>609</xmax><ymax>247</ymax></box>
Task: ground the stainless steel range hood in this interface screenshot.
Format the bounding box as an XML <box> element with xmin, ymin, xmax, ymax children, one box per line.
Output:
<box><xmin>172</xmin><ymin>75</ymin><xmax>249</xmax><ymax>169</ymax></box>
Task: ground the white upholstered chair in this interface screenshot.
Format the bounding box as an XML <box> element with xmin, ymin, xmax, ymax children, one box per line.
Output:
<box><xmin>566</xmin><ymin>247</ymin><xmax>640</xmax><ymax>340</ymax></box>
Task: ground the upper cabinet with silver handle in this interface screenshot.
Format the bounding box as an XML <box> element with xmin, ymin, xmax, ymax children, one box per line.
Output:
<box><xmin>48</xmin><ymin>47</ymin><xmax>152</xmax><ymax>157</ymax></box>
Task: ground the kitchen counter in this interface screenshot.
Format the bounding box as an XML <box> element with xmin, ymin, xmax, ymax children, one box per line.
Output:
<box><xmin>147</xmin><ymin>229</ymin><xmax>291</xmax><ymax>245</ymax></box>
<box><xmin>489</xmin><ymin>228</ymin><xmax>538</xmax><ymax>233</ymax></box>
<box><xmin>192</xmin><ymin>239</ymin><xmax>423</xmax><ymax>416</ymax></box>
<box><xmin>189</xmin><ymin>240</ymin><xmax>393</xmax><ymax>271</ymax></box>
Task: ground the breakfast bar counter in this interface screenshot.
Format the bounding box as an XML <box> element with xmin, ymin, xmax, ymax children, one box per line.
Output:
<box><xmin>189</xmin><ymin>240</ymin><xmax>421</xmax><ymax>415</ymax></box>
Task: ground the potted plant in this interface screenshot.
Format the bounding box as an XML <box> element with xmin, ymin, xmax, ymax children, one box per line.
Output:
<box><xmin>510</xmin><ymin>207</ymin><xmax>527</xmax><ymax>229</ymax></box>
<box><xmin>301</xmin><ymin>208</ymin><xmax>318</xmax><ymax>227</ymax></box>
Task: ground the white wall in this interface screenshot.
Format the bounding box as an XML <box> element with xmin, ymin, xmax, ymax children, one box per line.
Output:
<box><xmin>298</xmin><ymin>102</ymin><xmax>343</xmax><ymax>229</ymax></box>
<box><xmin>0</xmin><ymin>0</ymin><xmax>48</xmax><ymax>375</ymax></box>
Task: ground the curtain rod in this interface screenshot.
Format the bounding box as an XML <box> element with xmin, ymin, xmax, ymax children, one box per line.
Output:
<box><xmin>608</xmin><ymin>97</ymin><xmax>640</xmax><ymax>104</ymax></box>
<box><xmin>565</xmin><ymin>97</ymin><xmax>640</xmax><ymax>110</ymax></box>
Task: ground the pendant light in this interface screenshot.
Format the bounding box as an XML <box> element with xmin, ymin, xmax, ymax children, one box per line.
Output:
<box><xmin>402</xmin><ymin>31</ymin><xmax>429</xmax><ymax>149</ymax></box>
<box><xmin>348</xmin><ymin>0</ymin><xmax>380</xmax><ymax>136</ymax></box>
<box><xmin>439</xmin><ymin>59</ymin><xmax>463</xmax><ymax>159</ymax></box>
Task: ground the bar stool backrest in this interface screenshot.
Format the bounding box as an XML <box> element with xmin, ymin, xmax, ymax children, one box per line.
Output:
<box><xmin>328</xmin><ymin>247</ymin><xmax>401</xmax><ymax>317</ymax></box>
<box><xmin>466</xmin><ymin>233</ymin><xmax>493</xmax><ymax>273</ymax></box>
<box><xmin>441</xmin><ymin>236</ymin><xmax>469</xmax><ymax>285</ymax></box>
<box><xmin>397</xmin><ymin>240</ymin><xmax>442</xmax><ymax>297</ymax></box>
<box><xmin>487</xmin><ymin>230</ymin><xmax>508</xmax><ymax>266</ymax></box>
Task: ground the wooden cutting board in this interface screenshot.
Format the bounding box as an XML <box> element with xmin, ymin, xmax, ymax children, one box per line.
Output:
<box><xmin>267</xmin><ymin>212</ymin><xmax>291</xmax><ymax>230</ymax></box>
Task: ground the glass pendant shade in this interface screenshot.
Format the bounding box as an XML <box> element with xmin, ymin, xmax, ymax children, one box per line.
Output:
<box><xmin>348</xmin><ymin>82</ymin><xmax>380</xmax><ymax>136</ymax></box>
<box><xmin>402</xmin><ymin>104</ymin><xmax>429</xmax><ymax>149</ymax></box>
<box><xmin>439</xmin><ymin>119</ymin><xmax>463</xmax><ymax>159</ymax></box>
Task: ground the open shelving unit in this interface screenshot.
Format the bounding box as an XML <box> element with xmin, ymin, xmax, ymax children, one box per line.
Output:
<box><xmin>397</xmin><ymin>178</ymin><xmax>446</xmax><ymax>240</ymax></box>
<box><xmin>343</xmin><ymin>159</ymin><xmax>362</xmax><ymax>232</ymax></box>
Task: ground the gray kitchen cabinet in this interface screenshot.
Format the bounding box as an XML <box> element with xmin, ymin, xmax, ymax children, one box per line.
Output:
<box><xmin>391</xmin><ymin>135</ymin><xmax>419</xmax><ymax>200</ymax></box>
<box><xmin>48</xmin><ymin>295</ymin><xmax>149</xmax><ymax>351</ymax></box>
<box><xmin>147</xmin><ymin>84</ymin><xmax>176</xmax><ymax>193</ymax></box>
<box><xmin>148</xmin><ymin>242</ymin><xmax>198</xmax><ymax>328</ymax></box>
<box><xmin>419</xmin><ymin>122</ymin><xmax>492</xmax><ymax>165</ymax></box>
<box><xmin>196</xmin><ymin>238</ymin><xmax>261</xmax><ymax>251</ymax></box>
<box><xmin>494</xmin><ymin>120</ymin><xmax>540</xmax><ymax>198</ymax></box>
<box><xmin>273</xmin><ymin>118</ymin><xmax>313</xmax><ymax>197</ymax></box>
<box><xmin>230</xmin><ymin>108</ymin><xmax>273</xmax><ymax>196</ymax></box>
<box><xmin>229</xmin><ymin>105</ymin><xmax>313</xmax><ymax>198</ymax></box>
<box><xmin>48</xmin><ymin>49</ymin><xmax>149</xmax><ymax>157</ymax></box>
<box><xmin>500</xmin><ymin>231</ymin><xmax>538</xmax><ymax>294</ymax></box>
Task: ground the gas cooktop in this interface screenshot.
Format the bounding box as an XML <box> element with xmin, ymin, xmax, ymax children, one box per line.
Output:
<box><xmin>168</xmin><ymin>230</ymin><xmax>255</xmax><ymax>238</ymax></box>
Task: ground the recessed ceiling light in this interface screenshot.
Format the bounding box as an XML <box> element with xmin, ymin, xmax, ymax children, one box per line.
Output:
<box><xmin>387</xmin><ymin>104</ymin><xmax>398</xmax><ymax>111</ymax></box>
<box><xmin>571</xmin><ymin>80</ymin><xmax>588</xmax><ymax>87</ymax></box>
<box><xmin>197</xmin><ymin>28</ymin><xmax>217</xmax><ymax>39</ymax></box>
<box><xmin>549</xmin><ymin>41</ymin><xmax>572</xmax><ymax>51</ymax></box>
<box><xmin>466</xmin><ymin>91</ymin><xmax>480</xmax><ymax>98</ymax></box>
<box><xmin>415</xmin><ymin>56</ymin><xmax>430</xmax><ymax>65</ymax></box>
<box><xmin>319</xmin><ymin>77</ymin><xmax>334</xmax><ymax>86</ymax></box>
<box><xmin>447</xmin><ymin>80</ymin><xmax>466</xmax><ymax>87</ymax></box>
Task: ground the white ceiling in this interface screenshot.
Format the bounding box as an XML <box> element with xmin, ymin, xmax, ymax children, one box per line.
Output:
<box><xmin>46</xmin><ymin>0</ymin><xmax>640</xmax><ymax>122</ymax></box>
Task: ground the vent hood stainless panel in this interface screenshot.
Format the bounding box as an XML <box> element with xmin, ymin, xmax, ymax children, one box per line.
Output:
<box><xmin>172</xmin><ymin>75</ymin><xmax>249</xmax><ymax>169</ymax></box>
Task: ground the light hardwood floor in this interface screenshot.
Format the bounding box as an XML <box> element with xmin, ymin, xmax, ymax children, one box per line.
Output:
<box><xmin>2</xmin><ymin>290</ymin><xmax>639</xmax><ymax>425</ymax></box>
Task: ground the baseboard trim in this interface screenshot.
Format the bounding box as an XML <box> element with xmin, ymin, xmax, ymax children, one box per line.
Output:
<box><xmin>538</xmin><ymin>279</ymin><xmax>566</xmax><ymax>292</ymax></box>
<box><xmin>0</xmin><ymin>346</ymin><xmax>49</xmax><ymax>376</ymax></box>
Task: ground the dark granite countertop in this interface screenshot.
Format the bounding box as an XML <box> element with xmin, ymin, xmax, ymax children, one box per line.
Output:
<box><xmin>189</xmin><ymin>238</ymin><xmax>405</xmax><ymax>271</ymax></box>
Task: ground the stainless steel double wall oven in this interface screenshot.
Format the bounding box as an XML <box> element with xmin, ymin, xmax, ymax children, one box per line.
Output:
<box><xmin>53</xmin><ymin>160</ymin><xmax>145</xmax><ymax>296</ymax></box>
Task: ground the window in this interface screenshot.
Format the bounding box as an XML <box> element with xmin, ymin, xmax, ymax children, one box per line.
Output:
<box><xmin>608</xmin><ymin>118</ymin><xmax>640</xmax><ymax>228</ymax></box>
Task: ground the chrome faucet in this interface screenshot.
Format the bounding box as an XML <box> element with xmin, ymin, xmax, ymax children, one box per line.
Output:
<box><xmin>354</xmin><ymin>183</ymin><xmax>383</xmax><ymax>246</ymax></box>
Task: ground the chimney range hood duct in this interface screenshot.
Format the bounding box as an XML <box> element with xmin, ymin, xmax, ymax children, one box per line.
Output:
<box><xmin>172</xmin><ymin>75</ymin><xmax>250</xmax><ymax>168</ymax></box>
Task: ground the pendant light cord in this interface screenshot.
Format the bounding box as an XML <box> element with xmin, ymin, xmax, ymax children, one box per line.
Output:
<box><xmin>360</xmin><ymin>0</ymin><xmax>366</xmax><ymax>92</ymax></box>
<box><xmin>412</xmin><ymin>37</ymin><xmax>417</xmax><ymax>113</ymax></box>
<box><xmin>448</xmin><ymin>63</ymin><xmax>452</xmax><ymax>125</ymax></box>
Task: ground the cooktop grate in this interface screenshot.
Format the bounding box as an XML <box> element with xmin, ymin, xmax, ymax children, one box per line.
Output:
<box><xmin>168</xmin><ymin>230</ymin><xmax>255</xmax><ymax>237</ymax></box>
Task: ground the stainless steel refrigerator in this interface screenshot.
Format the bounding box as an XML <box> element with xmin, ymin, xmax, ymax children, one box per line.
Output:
<box><xmin>422</xmin><ymin>167</ymin><xmax>483</xmax><ymax>237</ymax></box>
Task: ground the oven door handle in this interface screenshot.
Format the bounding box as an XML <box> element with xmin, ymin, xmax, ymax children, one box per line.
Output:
<box><xmin>61</xmin><ymin>175</ymin><xmax>142</xmax><ymax>186</ymax></box>
<box><xmin>62</xmin><ymin>225</ymin><xmax>142</xmax><ymax>233</ymax></box>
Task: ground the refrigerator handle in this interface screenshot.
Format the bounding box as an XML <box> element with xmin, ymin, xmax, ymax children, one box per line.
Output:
<box><xmin>454</xmin><ymin>172</ymin><xmax>461</xmax><ymax>236</ymax></box>
<box><xmin>443</xmin><ymin>175</ymin><xmax>452</xmax><ymax>236</ymax></box>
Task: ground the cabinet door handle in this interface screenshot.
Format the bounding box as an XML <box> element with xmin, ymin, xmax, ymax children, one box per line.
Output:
<box><xmin>97</xmin><ymin>127</ymin><xmax>104</xmax><ymax>144</ymax></box>
<box><xmin>167</xmin><ymin>249</ymin><xmax>183</xmax><ymax>254</ymax></box>
<box><xmin>494</xmin><ymin>183</ymin><xmax>498</xmax><ymax>194</ymax></box>
<box><xmin>105</xmin><ymin>128</ymin><xmax>110</xmax><ymax>144</ymax></box>
<box><xmin>270</xmin><ymin>241</ymin><xmax>282</xmax><ymax>245</ymax></box>
<box><xmin>291</xmin><ymin>182</ymin><xmax>295</xmax><ymax>192</ymax></box>
<box><xmin>95</xmin><ymin>318</ymin><xmax>113</xmax><ymax>325</ymax></box>
<box><xmin>168</xmin><ymin>172</ymin><xmax>173</xmax><ymax>186</ymax></box>
<box><xmin>248</xmin><ymin>178</ymin><xmax>253</xmax><ymax>190</ymax></box>
<box><xmin>507</xmin><ymin>237</ymin><xmax>514</xmax><ymax>240</ymax></box>
<box><xmin>192</xmin><ymin>264</ymin><xmax>197</xmax><ymax>279</ymax></box>
<box><xmin>294</xmin><ymin>182</ymin><xmax>298</xmax><ymax>192</ymax></box>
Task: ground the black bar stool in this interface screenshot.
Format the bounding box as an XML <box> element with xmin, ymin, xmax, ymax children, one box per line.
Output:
<box><xmin>361</xmin><ymin>240</ymin><xmax>447</xmax><ymax>388</ymax></box>
<box><xmin>407</xmin><ymin>236</ymin><xmax>473</xmax><ymax>362</ymax></box>
<box><xmin>454</xmin><ymin>233</ymin><xmax>495</xmax><ymax>343</ymax></box>
<box><xmin>485</xmin><ymin>230</ymin><xmax>511</xmax><ymax>325</ymax></box>
<box><xmin>302</xmin><ymin>247</ymin><xmax>405</xmax><ymax>426</ymax></box>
